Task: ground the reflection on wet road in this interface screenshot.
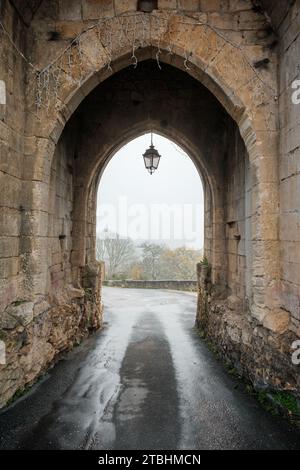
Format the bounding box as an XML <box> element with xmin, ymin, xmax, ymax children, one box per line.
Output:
<box><xmin>0</xmin><ymin>287</ymin><xmax>300</xmax><ymax>450</ymax></box>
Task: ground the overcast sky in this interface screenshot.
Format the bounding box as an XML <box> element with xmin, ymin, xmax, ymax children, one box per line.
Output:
<box><xmin>97</xmin><ymin>133</ymin><xmax>204</xmax><ymax>249</ymax></box>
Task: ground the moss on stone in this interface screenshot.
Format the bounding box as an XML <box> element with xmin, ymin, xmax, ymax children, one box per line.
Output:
<box><xmin>196</xmin><ymin>327</ymin><xmax>300</xmax><ymax>426</ymax></box>
<box><xmin>258</xmin><ymin>391</ymin><xmax>300</xmax><ymax>419</ymax></box>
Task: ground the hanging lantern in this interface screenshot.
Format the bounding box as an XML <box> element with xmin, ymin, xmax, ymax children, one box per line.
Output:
<box><xmin>142</xmin><ymin>133</ymin><xmax>161</xmax><ymax>175</ymax></box>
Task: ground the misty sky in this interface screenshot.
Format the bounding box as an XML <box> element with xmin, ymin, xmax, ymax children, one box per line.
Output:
<box><xmin>96</xmin><ymin>133</ymin><xmax>204</xmax><ymax>249</ymax></box>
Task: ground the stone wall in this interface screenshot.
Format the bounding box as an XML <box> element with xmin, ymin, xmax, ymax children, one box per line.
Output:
<box><xmin>278</xmin><ymin>3</ymin><xmax>300</xmax><ymax>337</ymax></box>
<box><xmin>0</xmin><ymin>261</ymin><xmax>104</xmax><ymax>408</ymax></box>
<box><xmin>224</xmin><ymin>123</ymin><xmax>250</xmax><ymax>305</ymax></box>
<box><xmin>0</xmin><ymin>1</ymin><xmax>27</xmax><ymax>314</ymax></box>
<box><xmin>196</xmin><ymin>262</ymin><xmax>300</xmax><ymax>395</ymax></box>
<box><xmin>48</xmin><ymin>124</ymin><xmax>76</xmax><ymax>301</ymax></box>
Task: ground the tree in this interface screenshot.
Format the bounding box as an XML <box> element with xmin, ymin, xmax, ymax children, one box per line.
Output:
<box><xmin>140</xmin><ymin>243</ymin><xmax>165</xmax><ymax>280</ymax></box>
<box><xmin>160</xmin><ymin>246</ymin><xmax>202</xmax><ymax>280</ymax></box>
<box><xmin>96</xmin><ymin>231</ymin><xmax>136</xmax><ymax>279</ymax></box>
<box><xmin>129</xmin><ymin>263</ymin><xmax>144</xmax><ymax>280</ymax></box>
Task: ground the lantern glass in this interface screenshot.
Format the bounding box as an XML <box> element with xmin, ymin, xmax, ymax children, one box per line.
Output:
<box><xmin>152</xmin><ymin>155</ymin><xmax>160</xmax><ymax>169</ymax></box>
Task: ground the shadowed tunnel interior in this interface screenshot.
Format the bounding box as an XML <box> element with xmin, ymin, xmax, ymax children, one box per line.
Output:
<box><xmin>51</xmin><ymin>60</ymin><xmax>250</xmax><ymax>312</ymax></box>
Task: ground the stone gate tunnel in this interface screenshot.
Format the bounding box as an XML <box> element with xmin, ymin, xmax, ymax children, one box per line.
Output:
<box><xmin>0</xmin><ymin>0</ymin><xmax>300</xmax><ymax>409</ymax></box>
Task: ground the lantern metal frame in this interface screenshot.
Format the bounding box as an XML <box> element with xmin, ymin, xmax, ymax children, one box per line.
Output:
<box><xmin>142</xmin><ymin>132</ymin><xmax>161</xmax><ymax>175</ymax></box>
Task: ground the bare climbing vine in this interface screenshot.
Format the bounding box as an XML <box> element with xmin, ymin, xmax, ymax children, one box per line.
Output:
<box><xmin>0</xmin><ymin>11</ymin><xmax>277</xmax><ymax>112</ymax></box>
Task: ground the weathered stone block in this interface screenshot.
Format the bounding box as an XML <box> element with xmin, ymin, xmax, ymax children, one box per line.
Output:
<box><xmin>179</xmin><ymin>0</ymin><xmax>200</xmax><ymax>11</ymax></box>
<box><xmin>115</xmin><ymin>0</ymin><xmax>137</xmax><ymax>14</ymax></box>
<box><xmin>59</xmin><ymin>0</ymin><xmax>82</xmax><ymax>20</ymax></box>
<box><xmin>82</xmin><ymin>0</ymin><xmax>114</xmax><ymax>19</ymax></box>
<box><xmin>252</xmin><ymin>305</ymin><xmax>267</xmax><ymax>323</ymax></box>
<box><xmin>0</xmin><ymin>237</ymin><xmax>19</xmax><ymax>259</ymax></box>
<box><xmin>200</xmin><ymin>0</ymin><xmax>221</xmax><ymax>12</ymax></box>
<box><xmin>263</xmin><ymin>310</ymin><xmax>290</xmax><ymax>335</ymax></box>
<box><xmin>158</xmin><ymin>0</ymin><xmax>177</xmax><ymax>9</ymax></box>
<box><xmin>1</xmin><ymin>302</ymin><xmax>34</xmax><ymax>329</ymax></box>
<box><xmin>0</xmin><ymin>172</ymin><xmax>21</xmax><ymax>209</ymax></box>
<box><xmin>0</xmin><ymin>257</ymin><xmax>19</xmax><ymax>279</ymax></box>
<box><xmin>33</xmin><ymin>300</ymin><xmax>51</xmax><ymax>318</ymax></box>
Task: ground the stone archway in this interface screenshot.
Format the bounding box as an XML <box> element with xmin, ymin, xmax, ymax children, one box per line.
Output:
<box><xmin>32</xmin><ymin>56</ymin><xmax>267</xmax><ymax>390</ymax></box>
<box><xmin>61</xmin><ymin>60</ymin><xmax>244</xmax><ymax>294</ymax></box>
<box><xmin>2</xmin><ymin>6</ymin><xmax>297</xmax><ymax>408</ymax></box>
<box><xmin>24</xmin><ymin>12</ymin><xmax>280</xmax><ymax>329</ymax></box>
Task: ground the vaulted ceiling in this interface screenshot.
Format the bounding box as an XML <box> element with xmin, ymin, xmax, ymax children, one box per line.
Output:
<box><xmin>254</xmin><ymin>0</ymin><xmax>294</xmax><ymax>29</ymax></box>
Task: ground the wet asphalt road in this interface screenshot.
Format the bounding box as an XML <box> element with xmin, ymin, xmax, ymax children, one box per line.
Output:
<box><xmin>1</xmin><ymin>286</ymin><xmax>300</xmax><ymax>450</ymax></box>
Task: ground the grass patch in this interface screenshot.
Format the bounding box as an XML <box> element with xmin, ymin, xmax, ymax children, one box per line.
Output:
<box><xmin>258</xmin><ymin>391</ymin><xmax>300</xmax><ymax>419</ymax></box>
<box><xmin>274</xmin><ymin>392</ymin><xmax>300</xmax><ymax>415</ymax></box>
<box><xmin>5</xmin><ymin>386</ymin><xmax>29</xmax><ymax>407</ymax></box>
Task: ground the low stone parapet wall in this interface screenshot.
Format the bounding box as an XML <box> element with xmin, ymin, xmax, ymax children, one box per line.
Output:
<box><xmin>103</xmin><ymin>280</ymin><xmax>197</xmax><ymax>292</ymax></box>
